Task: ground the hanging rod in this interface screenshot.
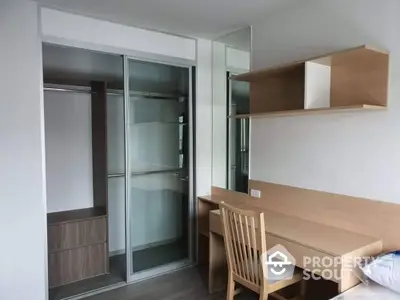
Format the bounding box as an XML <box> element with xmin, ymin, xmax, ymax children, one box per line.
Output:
<box><xmin>44</xmin><ymin>86</ymin><xmax>120</xmax><ymax>96</ymax></box>
<box><xmin>43</xmin><ymin>84</ymin><xmax>188</xmax><ymax>100</ymax></box>
<box><xmin>131</xmin><ymin>168</ymin><xmax>184</xmax><ymax>177</ymax></box>
<box><xmin>108</xmin><ymin>173</ymin><xmax>125</xmax><ymax>178</ymax></box>
<box><xmin>108</xmin><ymin>168</ymin><xmax>185</xmax><ymax>178</ymax></box>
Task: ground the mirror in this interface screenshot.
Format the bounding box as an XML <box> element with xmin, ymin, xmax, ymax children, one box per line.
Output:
<box><xmin>212</xmin><ymin>26</ymin><xmax>251</xmax><ymax>192</ymax></box>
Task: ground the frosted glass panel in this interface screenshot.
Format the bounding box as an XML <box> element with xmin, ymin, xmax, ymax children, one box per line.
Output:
<box><xmin>127</xmin><ymin>58</ymin><xmax>190</xmax><ymax>274</ymax></box>
<box><xmin>128</xmin><ymin>60</ymin><xmax>188</xmax><ymax>95</ymax></box>
<box><xmin>130</xmin><ymin>173</ymin><xmax>183</xmax><ymax>248</ymax></box>
<box><xmin>131</xmin><ymin>98</ymin><xmax>182</xmax><ymax>124</ymax></box>
<box><xmin>129</xmin><ymin>98</ymin><xmax>186</xmax><ymax>172</ymax></box>
<box><xmin>129</xmin><ymin>122</ymin><xmax>181</xmax><ymax>172</ymax></box>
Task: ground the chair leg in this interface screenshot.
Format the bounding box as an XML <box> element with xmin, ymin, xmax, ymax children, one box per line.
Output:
<box><xmin>226</xmin><ymin>273</ymin><xmax>235</xmax><ymax>300</ymax></box>
<box><xmin>259</xmin><ymin>286</ymin><xmax>268</xmax><ymax>300</ymax></box>
<box><xmin>300</xmin><ymin>279</ymin><xmax>307</xmax><ymax>299</ymax></box>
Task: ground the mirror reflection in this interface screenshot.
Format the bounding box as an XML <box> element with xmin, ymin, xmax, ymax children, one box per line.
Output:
<box><xmin>212</xmin><ymin>27</ymin><xmax>251</xmax><ymax>192</ymax></box>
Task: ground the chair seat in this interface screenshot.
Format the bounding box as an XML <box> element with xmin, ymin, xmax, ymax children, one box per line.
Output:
<box><xmin>269</xmin><ymin>269</ymin><xmax>303</xmax><ymax>294</ymax></box>
<box><xmin>246</xmin><ymin>257</ymin><xmax>303</xmax><ymax>291</ymax></box>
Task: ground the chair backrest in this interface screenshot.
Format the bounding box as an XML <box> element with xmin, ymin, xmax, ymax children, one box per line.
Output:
<box><xmin>220</xmin><ymin>202</ymin><xmax>267</xmax><ymax>291</ymax></box>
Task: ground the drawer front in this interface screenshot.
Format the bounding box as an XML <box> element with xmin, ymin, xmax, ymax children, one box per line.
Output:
<box><xmin>209</xmin><ymin>211</ymin><xmax>223</xmax><ymax>235</ymax></box>
<box><xmin>198</xmin><ymin>199</ymin><xmax>219</xmax><ymax>236</ymax></box>
<box><xmin>48</xmin><ymin>217</ymin><xmax>107</xmax><ymax>252</ymax></box>
<box><xmin>267</xmin><ymin>235</ymin><xmax>340</xmax><ymax>282</ymax></box>
<box><xmin>48</xmin><ymin>243</ymin><xmax>108</xmax><ymax>288</ymax></box>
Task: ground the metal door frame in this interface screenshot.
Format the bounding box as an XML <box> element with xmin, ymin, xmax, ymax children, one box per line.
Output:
<box><xmin>123</xmin><ymin>55</ymin><xmax>195</xmax><ymax>283</ymax></box>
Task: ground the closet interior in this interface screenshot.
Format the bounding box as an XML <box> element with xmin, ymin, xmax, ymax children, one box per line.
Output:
<box><xmin>43</xmin><ymin>43</ymin><xmax>195</xmax><ymax>300</ymax></box>
<box><xmin>43</xmin><ymin>44</ymin><xmax>126</xmax><ymax>300</ymax></box>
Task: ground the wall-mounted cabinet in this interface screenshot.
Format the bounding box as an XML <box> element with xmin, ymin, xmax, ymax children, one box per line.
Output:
<box><xmin>230</xmin><ymin>45</ymin><xmax>389</xmax><ymax>118</ymax></box>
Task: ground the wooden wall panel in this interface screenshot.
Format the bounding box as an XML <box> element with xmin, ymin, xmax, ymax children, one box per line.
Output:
<box><xmin>250</xmin><ymin>64</ymin><xmax>305</xmax><ymax>113</ymax></box>
<box><xmin>248</xmin><ymin>180</ymin><xmax>400</xmax><ymax>251</ymax></box>
<box><xmin>330</xmin><ymin>47</ymin><xmax>389</xmax><ymax>107</ymax></box>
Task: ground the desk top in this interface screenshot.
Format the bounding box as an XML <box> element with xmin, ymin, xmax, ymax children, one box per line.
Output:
<box><xmin>203</xmin><ymin>195</ymin><xmax>381</xmax><ymax>257</ymax></box>
<box><xmin>330</xmin><ymin>283</ymin><xmax>400</xmax><ymax>300</ymax></box>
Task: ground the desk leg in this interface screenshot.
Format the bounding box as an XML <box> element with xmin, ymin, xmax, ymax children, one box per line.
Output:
<box><xmin>338</xmin><ymin>269</ymin><xmax>361</xmax><ymax>294</ymax></box>
<box><xmin>209</xmin><ymin>231</ymin><xmax>227</xmax><ymax>294</ymax></box>
<box><xmin>338</xmin><ymin>241</ymin><xmax>383</xmax><ymax>294</ymax></box>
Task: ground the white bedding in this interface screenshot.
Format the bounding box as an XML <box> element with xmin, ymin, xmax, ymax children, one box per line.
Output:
<box><xmin>330</xmin><ymin>282</ymin><xmax>400</xmax><ymax>300</ymax></box>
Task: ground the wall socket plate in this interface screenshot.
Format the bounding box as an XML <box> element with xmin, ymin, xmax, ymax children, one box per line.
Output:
<box><xmin>250</xmin><ymin>189</ymin><xmax>261</xmax><ymax>198</ymax></box>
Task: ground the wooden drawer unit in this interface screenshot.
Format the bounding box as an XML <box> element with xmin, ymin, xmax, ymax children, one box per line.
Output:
<box><xmin>48</xmin><ymin>243</ymin><xmax>108</xmax><ymax>288</ymax></box>
<box><xmin>47</xmin><ymin>208</ymin><xmax>109</xmax><ymax>288</ymax></box>
<box><xmin>48</xmin><ymin>217</ymin><xmax>107</xmax><ymax>253</ymax></box>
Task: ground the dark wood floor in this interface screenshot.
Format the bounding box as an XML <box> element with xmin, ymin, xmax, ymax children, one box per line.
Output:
<box><xmin>86</xmin><ymin>267</ymin><xmax>258</xmax><ymax>300</ymax></box>
<box><xmin>85</xmin><ymin>267</ymin><xmax>339</xmax><ymax>300</ymax></box>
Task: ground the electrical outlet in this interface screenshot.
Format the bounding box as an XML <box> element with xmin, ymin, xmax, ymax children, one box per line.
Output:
<box><xmin>250</xmin><ymin>189</ymin><xmax>261</xmax><ymax>198</ymax></box>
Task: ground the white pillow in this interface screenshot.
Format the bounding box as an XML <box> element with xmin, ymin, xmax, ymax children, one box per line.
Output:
<box><xmin>360</xmin><ymin>251</ymin><xmax>400</xmax><ymax>294</ymax></box>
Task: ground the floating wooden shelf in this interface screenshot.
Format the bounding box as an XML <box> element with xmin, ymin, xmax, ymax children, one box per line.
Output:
<box><xmin>231</xmin><ymin>45</ymin><xmax>389</xmax><ymax>118</ymax></box>
<box><xmin>229</xmin><ymin>104</ymin><xmax>386</xmax><ymax>119</ymax></box>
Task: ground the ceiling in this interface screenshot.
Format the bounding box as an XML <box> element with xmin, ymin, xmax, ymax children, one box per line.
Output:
<box><xmin>35</xmin><ymin>0</ymin><xmax>298</xmax><ymax>39</ymax></box>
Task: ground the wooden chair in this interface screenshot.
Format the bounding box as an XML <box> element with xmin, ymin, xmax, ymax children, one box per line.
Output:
<box><xmin>219</xmin><ymin>202</ymin><xmax>306</xmax><ymax>300</ymax></box>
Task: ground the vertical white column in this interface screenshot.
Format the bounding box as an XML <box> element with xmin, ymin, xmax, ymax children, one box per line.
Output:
<box><xmin>212</xmin><ymin>42</ymin><xmax>228</xmax><ymax>188</ymax></box>
<box><xmin>196</xmin><ymin>39</ymin><xmax>213</xmax><ymax>196</ymax></box>
<box><xmin>0</xmin><ymin>1</ymin><xmax>48</xmax><ymax>300</ymax></box>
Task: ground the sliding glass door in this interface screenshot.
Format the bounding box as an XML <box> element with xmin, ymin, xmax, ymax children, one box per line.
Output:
<box><xmin>124</xmin><ymin>57</ymin><xmax>194</xmax><ymax>281</ymax></box>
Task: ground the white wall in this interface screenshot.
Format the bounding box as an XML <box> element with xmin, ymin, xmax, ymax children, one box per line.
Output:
<box><xmin>0</xmin><ymin>1</ymin><xmax>47</xmax><ymax>300</ymax></box>
<box><xmin>44</xmin><ymin>91</ymin><xmax>94</xmax><ymax>213</ymax></box>
<box><xmin>41</xmin><ymin>8</ymin><xmax>196</xmax><ymax>61</ymax></box>
<box><xmin>250</xmin><ymin>0</ymin><xmax>400</xmax><ymax>203</ymax></box>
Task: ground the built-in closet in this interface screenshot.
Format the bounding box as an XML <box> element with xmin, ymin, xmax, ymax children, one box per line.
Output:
<box><xmin>43</xmin><ymin>43</ymin><xmax>195</xmax><ymax>300</ymax></box>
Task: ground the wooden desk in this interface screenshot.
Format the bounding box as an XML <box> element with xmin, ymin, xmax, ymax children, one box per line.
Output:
<box><xmin>198</xmin><ymin>195</ymin><xmax>383</xmax><ymax>297</ymax></box>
